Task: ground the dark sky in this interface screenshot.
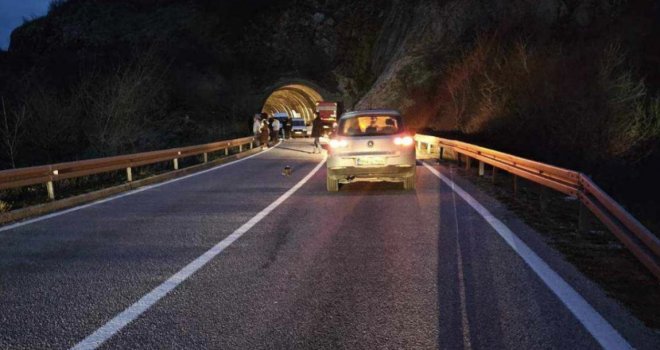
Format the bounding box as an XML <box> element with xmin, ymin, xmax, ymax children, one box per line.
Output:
<box><xmin>0</xmin><ymin>0</ymin><xmax>51</xmax><ymax>50</ymax></box>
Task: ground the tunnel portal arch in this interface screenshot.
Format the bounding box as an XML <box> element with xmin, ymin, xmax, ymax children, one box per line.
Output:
<box><xmin>261</xmin><ymin>84</ymin><xmax>325</xmax><ymax>125</ymax></box>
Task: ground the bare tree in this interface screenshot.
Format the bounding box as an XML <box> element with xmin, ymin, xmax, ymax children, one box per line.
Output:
<box><xmin>0</xmin><ymin>96</ymin><xmax>26</xmax><ymax>168</ymax></box>
<box><xmin>81</xmin><ymin>50</ymin><xmax>168</xmax><ymax>155</ymax></box>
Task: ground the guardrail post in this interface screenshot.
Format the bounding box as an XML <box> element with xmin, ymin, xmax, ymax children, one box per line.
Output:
<box><xmin>126</xmin><ymin>167</ymin><xmax>132</xmax><ymax>182</ymax></box>
<box><xmin>539</xmin><ymin>185</ymin><xmax>549</xmax><ymax>213</ymax></box>
<box><xmin>203</xmin><ymin>152</ymin><xmax>208</xmax><ymax>163</ymax></box>
<box><xmin>416</xmin><ymin>141</ymin><xmax>421</xmax><ymax>150</ymax></box>
<box><xmin>225</xmin><ymin>147</ymin><xmax>229</xmax><ymax>156</ymax></box>
<box><xmin>578</xmin><ymin>201</ymin><xmax>595</xmax><ymax>233</ymax></box>
<box><xmin>439</xmin><ymin>147</ymin><xmax>444</xmax><ymax>161</ymax></box>
<box><xmin>578</xmin><ymin>202</ymin><xmax>588</xmax><ymax>232</ymax></box>
<box><xmin>173</xmin><ymin>158</ymin><xmax>179</xmax><ymax>170</ymax></box>
<box><xmin>426</xmin><ymin>143</ymin><xmax>432</xmax><ymax>154</ymax></box>
<box><xmin>478</xmin><ymin>161</ymin><xmax>485</xmax><ymax>176</ymax></box>
<box><xmin>513</xmin><ymin>175</ymin><xmax>519</xmax><ymax>197</ymax></box>
<box><xmin>249</xmin><ymin>141</ymin><xmax>253</xmax><ymax>150</ymax></box>
<box><xmin>46</xmin><ymin>181</ymin><xmax>55</xmax><ymax>200</ymax></box>
<box><xmin>465</xmin><ymin>156</ymin><xmax>471</xmax><ymax>171</ymax></box>
<box><xmin>239</xmin><ymin>144</ymin><xmax>243</xmax><ymax>152</ymax></box>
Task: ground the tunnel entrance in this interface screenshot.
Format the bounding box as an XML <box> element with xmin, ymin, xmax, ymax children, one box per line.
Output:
<box><xmin>261</xmin><ymin>84</ymin><xmax>324</xmax><ymax>124</ymax></box>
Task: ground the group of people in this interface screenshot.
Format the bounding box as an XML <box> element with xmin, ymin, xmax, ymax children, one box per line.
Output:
<box><xmin>252</xmin><ymin>112</ymin><xmax>324</xmax><ymax>153</ymax></box>
<box><xmin>252</xmin><ymin>113</ymin><xmax>283</xmax><ymax>148</ymax></box>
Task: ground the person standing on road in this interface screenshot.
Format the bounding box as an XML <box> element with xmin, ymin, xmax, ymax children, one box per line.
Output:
<box><xmin>252</xmin><ymin>114</ymin><xmax>262</xmax><ymax>146</ymax></box>
<box><xmin>272</xmin><ymin>117</ymin><xmax>281</xmax><ymax>143</ymax></box>
<box><xmin>311</xmin><ymin>112</ymin><xmax>323</xmax><ymax>154</ymax></box>
<box><xmin>267</xmin><ymin>117</ymin><xmax>274</xmax><ymax>143</ymax></box>
<box><xmin>260</xmin><ymin>119</ymin><xmax>270</xmax><ymax>148</ymax></box>
<box><xmin>285</xmin><ymin>117</ymin><xmax>292</xmax><ymax>139</ymax></box>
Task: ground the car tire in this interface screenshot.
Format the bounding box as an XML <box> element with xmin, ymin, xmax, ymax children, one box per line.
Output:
<box><xmin>327</xmin><ymin>176</ymin><xmax>339</xmax><ymax>192</ymax></box>
<box><xmin>403</xmin><ymin>172</ymin><xmax>416</xmax><ymax>190</ymax></box>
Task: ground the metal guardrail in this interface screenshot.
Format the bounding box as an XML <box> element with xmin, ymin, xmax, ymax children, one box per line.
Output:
<box><xmin>0</xmin><ymin>136</ymin><xmax>256</xmax><ymax>200</ymax></box>
<box><xmin>414</xmin><ymin>134</ymin><xmax>660</xmax><ymax>279</ymax></box>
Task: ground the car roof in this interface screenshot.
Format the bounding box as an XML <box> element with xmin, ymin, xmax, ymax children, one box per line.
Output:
<box><xmin>340</xmin><ymin>109</ymin><xmax>401</xmax><ymax>119</ymax></box>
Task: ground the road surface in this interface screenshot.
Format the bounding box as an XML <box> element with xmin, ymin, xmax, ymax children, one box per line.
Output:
<box><xmin>0</xmin><ymin>139</ymin><xmax>657</xmax><ymax>349</ymax></box>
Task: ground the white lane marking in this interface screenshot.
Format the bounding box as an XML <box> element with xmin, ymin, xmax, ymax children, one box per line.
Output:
<box><xmin>0</xmin><ymin>143</ymin><xmax>282</xmax><ymax>233</ymax></box>
<box><xmin>423</xmin><ymin>163</ymin><xmax>631</xmax><ymax>350</ymax></box>
<box><xmin>448</xmin><ymin>168</ymin><xmax>473</xmax><ymax>350</ymax></box>
<box><xmin>70</xmin><ymin>154</ymin><xmax>327</xmax><ymax>350</ymax></box>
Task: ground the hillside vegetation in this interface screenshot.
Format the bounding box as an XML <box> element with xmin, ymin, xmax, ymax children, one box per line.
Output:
<box><xmin>355</xmin><ymin>0</ymin><xmax>660</xmax><ymax>233</ymax></box>
<box><xmin>0</xmin><ymin>0</ymin><xmax>386</xmax><ymax>167</ymax></box>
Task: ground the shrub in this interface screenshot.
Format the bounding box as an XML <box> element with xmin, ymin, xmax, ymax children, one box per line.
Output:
<box><xmin>415</xmin><ymin>33</ymin><xmax>660</xmax><ymax>170</ymax></box>
<box><xmin>598</xmin><ymin>42</ymin><xmax>660</xmax><ymax>164</ymax></box>
<box><xmin>0</xmin><ymin>200</ymin><xmax>11</xmax><ymax>213</ymax></box>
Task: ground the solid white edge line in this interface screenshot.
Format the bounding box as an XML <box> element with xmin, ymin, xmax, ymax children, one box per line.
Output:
<box><xmin>0</xmin><ymin>142</ymin><xmax>282</xmax><ymax>233</ymax></box>
<box><xmin>422</xmin><ymin>162</ymin><xmax>631</xmax><ymax>350</ymax></box>
<box><xmin>70</xmin><ymin>153</ymin><xmax>327</xmax><ymax>350</ymax></box>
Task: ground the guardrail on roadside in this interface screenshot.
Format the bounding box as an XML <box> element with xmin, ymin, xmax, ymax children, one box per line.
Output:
<box><xmin>414</xmin><ymin>134</ymin><xmax>660</xmax><ymax>279</ymax></box>
<box><xmin>0</xmin><ymin>136</ymin><xmax>256</xmax><ymax>200</ymax></box>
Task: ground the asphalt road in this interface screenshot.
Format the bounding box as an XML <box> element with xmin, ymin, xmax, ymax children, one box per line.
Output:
<box><xmin>0</xmin><ymin>139</ymin><xmax>658</xmax><ymax>349</ymax></box>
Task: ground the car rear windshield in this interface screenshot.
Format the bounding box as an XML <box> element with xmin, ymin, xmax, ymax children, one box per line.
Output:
<box><xmin>293</xmin><ymin>120</ymin><xmax>305</xmax><ymax>126</ymax></box>
<box><xmin>337</xmin><ymin>115</ymin><xmax>403</xmax><ymax>136</ymax></box>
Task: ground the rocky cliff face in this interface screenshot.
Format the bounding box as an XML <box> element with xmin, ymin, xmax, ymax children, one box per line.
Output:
<box><xmin>356</xmin><ymin>0</ymin><xmax>649</xmax><ymax>117</ymax></box>
<box><xmin>355</xmin><ymin>0</ymin><xmax>660</xmax><ymax>169</ymax></box>
<box><xmin>353</xmin><ymin>0</ymin><xmax>660</xmax><ymax>230</ymax></box>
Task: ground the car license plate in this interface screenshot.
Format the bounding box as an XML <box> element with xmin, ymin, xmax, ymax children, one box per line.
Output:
<box><xmin>357</xmin><ymin>157</ymin><xmax>386</xmax><ymax>166</ymax></box>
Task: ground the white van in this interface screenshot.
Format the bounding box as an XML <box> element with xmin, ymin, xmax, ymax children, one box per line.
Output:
<box><xmin>291</xmin><ymin>118</ymin><xmax>308</xmax><ymax>138</ymax></box>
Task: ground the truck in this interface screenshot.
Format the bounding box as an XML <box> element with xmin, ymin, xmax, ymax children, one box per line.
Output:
<box><xmin>315</xmin><ymin>101</ymin><xmax>338</xmax><ymax>137</ymax></box>
<box><xmin>273</xmin><ymin>112</ymin><xmax>289</xmax><ymax>124</ymax></box>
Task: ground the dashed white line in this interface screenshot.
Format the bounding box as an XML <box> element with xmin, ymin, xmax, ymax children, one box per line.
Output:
<box><xmin>423</xmin><ymin>162</ymin><xmax>631</xmax><ymax>350</ymax></box>
<box><xmin>70</xmin><ymin>153</ymin><xmax>326</xmax><ymax>350</ymax></box>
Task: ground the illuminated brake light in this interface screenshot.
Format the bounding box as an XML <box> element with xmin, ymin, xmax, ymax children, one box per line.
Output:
<box><xmin>394</xmin><ymin>136</ymin><xmax>414</xmax><ymax>146</ymax></box>
<box><xmin>329</xmin><ymin>139</ymin><xmax>348</xmax><ymax>148</ymax></box>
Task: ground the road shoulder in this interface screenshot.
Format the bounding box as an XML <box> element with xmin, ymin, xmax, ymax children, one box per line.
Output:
<box><xmin>423</xmin><ymin>160</ymin><xmax>660</xmax><ymax>350</ymax></box>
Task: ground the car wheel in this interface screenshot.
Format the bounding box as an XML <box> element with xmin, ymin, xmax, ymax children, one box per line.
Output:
<box><xmin>403</xmin><ymin>172</ymin><xmax>416</xmax><ymax>190</ymax></box>
<box><xmin>327</xmin><ymin>176</ymin><xmax>339</xmax><ymax>192</ymax></box>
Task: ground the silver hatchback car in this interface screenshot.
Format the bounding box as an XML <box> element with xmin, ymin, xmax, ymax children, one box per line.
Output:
<box><xmin>326</xmin><ymin>109</ymin><xmax>416</xmax><ymax>191</ymax></box>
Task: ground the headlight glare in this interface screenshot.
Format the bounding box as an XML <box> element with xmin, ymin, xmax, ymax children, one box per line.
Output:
<box><xmin>394</xmin><ymin>136</ymin><xmax>414</xmax><ymax>146</ymax></box>
<box><xmin>329</xmin><ymin>139</ymin><xmax>348</xmax><ymax>148</ymax></box>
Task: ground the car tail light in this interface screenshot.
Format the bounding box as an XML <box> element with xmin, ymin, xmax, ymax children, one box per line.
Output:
<box><xmin>394</xmin><ymin>136</ymin><xmax>414</xmax><ymax>146</ymax></box>
<box><xmin>329</xmin><ymin>139</ymin><xmax>348</xmax><ymax>148</ymax></box>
